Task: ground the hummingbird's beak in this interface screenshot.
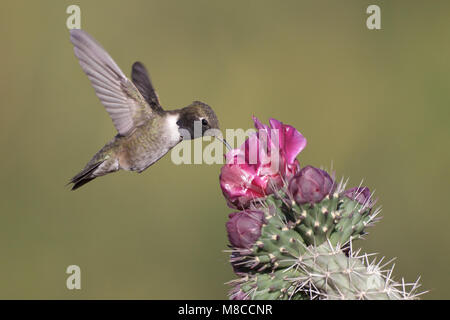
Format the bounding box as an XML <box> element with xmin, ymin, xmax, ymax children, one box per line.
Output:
<box><xmin>215</xmin><ymin>136</ymin><xmax>232</xmax><ymax>151</ymax></box>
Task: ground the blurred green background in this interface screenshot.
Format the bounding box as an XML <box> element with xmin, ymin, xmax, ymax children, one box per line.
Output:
<box><xmin>0</xmin><ymin>0</ymin><xmax>449</xmax><ymax>299</ymax></box>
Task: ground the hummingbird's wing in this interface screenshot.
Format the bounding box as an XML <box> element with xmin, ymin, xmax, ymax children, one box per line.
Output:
<box><xmin>131</xmin><ymin>62</ymin><xmax>164</xmax><ymax>112</ymax></box>
<box><xmin>70</xmin><ymin>29</ymin><xmax>153</xmax><ymax>136</ymax></box>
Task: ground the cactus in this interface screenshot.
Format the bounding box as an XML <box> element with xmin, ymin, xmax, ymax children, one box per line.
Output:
<box><xmin>220</xmin><ymin>117</ymin><xmax>425</xmax><ymax>300</ymax></box>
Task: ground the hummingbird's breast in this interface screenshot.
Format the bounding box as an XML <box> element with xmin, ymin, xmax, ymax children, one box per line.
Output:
<box><xmin>118</xmin><ymin>114</ymin><xmax>181</xmax><ymax>172</ymax></box>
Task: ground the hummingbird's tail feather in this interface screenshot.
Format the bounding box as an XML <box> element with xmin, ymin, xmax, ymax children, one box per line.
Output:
<box><xmin>68</xmin><ymin>161</ymin><xmax>104</xmax><ymax>191</ymax></box>
<box><xmin>70</xmin><ymin>176</ymin><xmax>96</xmax><ymax>190</ymax></box>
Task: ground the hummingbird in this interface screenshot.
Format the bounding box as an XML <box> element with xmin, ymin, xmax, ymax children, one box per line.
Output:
<box><xmin>68</xmin><ymin>29</ymin><xmax>227</xmax><ymax>190</ymax></box>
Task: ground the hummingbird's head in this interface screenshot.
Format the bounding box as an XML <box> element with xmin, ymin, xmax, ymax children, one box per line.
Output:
<box><xmin>177</xmin><ymin>101</ymin><xmax>221</xmax><ymax>139</ymax></box>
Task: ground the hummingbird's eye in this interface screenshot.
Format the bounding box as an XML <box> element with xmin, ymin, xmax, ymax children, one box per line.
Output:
<box><xmin>201</xmin><ymin>119</ymin><xmax>208</xmax><ymax>126</ymax></box>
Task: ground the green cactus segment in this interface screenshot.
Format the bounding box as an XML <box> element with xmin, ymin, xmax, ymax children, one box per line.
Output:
<box><xmin>328</xmin><ymin>196</ymin><xmax>373</xmax><ymax>245</ymax></box>
<box><xmin>233</xmin><ymin>192</ymin><xmax>373</xmax><ymax>273</ymax></box>
<box><xmin>230</xmin><ymin>269</ymin><xmax>307</xmax><ymax>300</ymax></box>
<box><xmin>296</xmin><ymin>243</ymin><xmax>404</xmax><ymax>300</ymax></box>
<box><xmin>228</xmin><ymin>183</ymin><xmax>423</xmax><ymax>300</ymax></box>
<box><xmin>291</xmin><ymin>195</ymin><xmax>372</xmax><ymax>246</ymax></box>
<box><xmin>232</xmin><ymin>198</ymin><xmax>306</xmax><ymax>272</ymax></box>
<box><xmin>232</xmin><ymin>243</ymin><xmax>418</xmax><ymax>300</ymax></box>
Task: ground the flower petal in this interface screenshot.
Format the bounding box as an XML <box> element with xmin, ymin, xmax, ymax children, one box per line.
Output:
<box><xmin>282</xmin><ymin>124</ymin><xmax>307</xmax><ymax>164</ymax></box>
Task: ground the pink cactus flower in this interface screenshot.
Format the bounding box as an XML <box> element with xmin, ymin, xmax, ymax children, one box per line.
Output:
<box><xmin>220</xmin><ymin>117</ymin><xmax>307</xmax><ymax>209</ymax></box>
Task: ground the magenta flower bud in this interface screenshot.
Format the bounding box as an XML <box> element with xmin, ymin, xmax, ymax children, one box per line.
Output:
<box><xmin>289</xmin><ymin>165</ymin><xmax>334</xmax><ymax>204</ymax></box>
<box><xmin>226</xmin><ymin>210</ymin><xmax>265</xmax><ymax>249</ymax></box>
<box><xmin>344</xmin><ymin>187</ymin><xmax>373</xmax><ymax>208</ymax></box>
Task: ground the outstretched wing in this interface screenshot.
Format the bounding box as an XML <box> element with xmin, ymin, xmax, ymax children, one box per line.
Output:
<box><xmin>70</xmin><ymin>29</ymin><xmax>152</xmax><ymax>136</ymax></box>
<box><xmin>131</xmin><ymin>62</ymin><xmax>163</xmax><ymax>112</ymax></box>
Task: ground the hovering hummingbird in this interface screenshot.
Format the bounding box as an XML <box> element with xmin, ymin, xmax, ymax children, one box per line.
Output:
<box><xmin>68</xmin><ymin>29</ymin><xmax>227</xmax><ymax>190</ymax></box>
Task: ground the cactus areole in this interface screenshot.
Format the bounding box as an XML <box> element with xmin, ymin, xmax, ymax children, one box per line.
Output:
<box><xmin>221</xmin><ymin>117</ymin><xmax>424</xmax><ymax>300</ymax></box>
